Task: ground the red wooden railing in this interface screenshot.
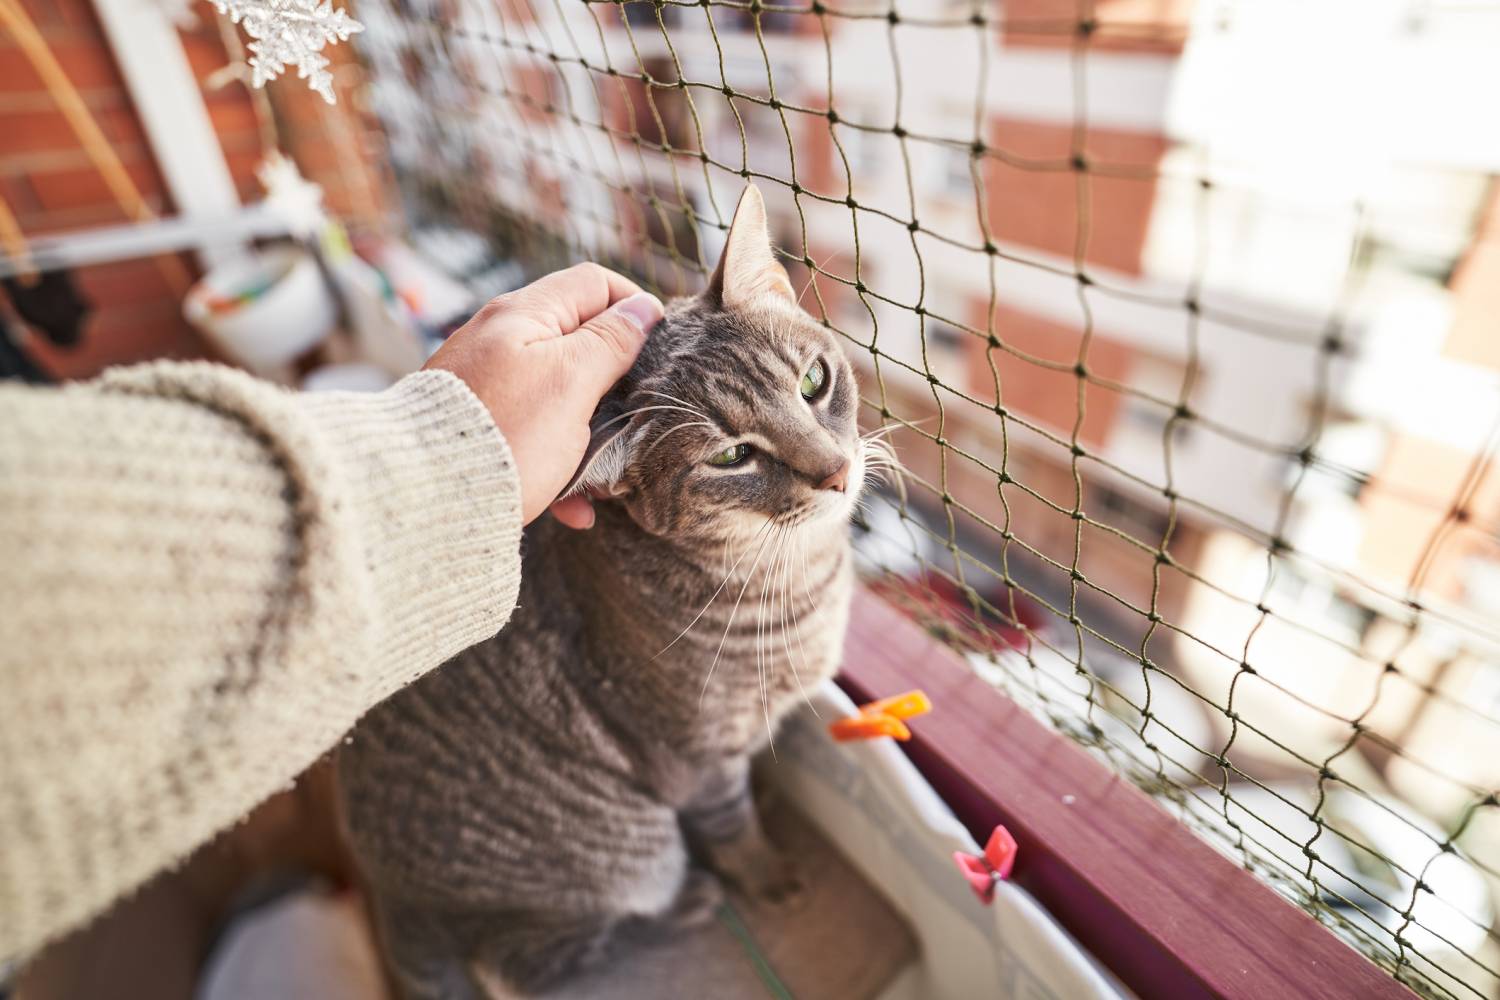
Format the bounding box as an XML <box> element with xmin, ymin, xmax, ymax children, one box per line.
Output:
<box><xmin>839</xmin><ymin>586</ymin><xmax>1413</xmax><ymax>1000</ymax></box>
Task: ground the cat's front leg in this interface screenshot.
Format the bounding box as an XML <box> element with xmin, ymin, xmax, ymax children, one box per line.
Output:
<box><xmin>369</xmin><ymin>896</ymin><xmax>485</xmax><ymax>1000</ymax></box>
<box><xmin>680</xmin><ymin>755</ymin><xmax>806</xmax><ymax>908</ymax></box>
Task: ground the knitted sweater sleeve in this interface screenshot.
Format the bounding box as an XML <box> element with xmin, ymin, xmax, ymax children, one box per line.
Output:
<box><xmin>0</xmin><ymin>362</ymin><xmax>524</xmax><ymax>962</ymax></box>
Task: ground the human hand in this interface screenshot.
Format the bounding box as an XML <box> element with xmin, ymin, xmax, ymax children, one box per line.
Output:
<box><xmin>423</xmin><ymin>263</ymin><xmax>662</xmax><ymax>528</ymax></box>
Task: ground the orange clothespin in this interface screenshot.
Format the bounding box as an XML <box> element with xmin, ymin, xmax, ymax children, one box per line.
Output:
<box><xmin>829</xmin><ymin>688</ymin><xmax>931</xmax><ymax>742</ymax></box>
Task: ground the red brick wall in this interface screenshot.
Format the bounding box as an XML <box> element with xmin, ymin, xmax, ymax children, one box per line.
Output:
<box><xmin>966</xmin><ymin>296</ymin><xmax>1135</xmax><ymax>450</ymax></box>
<box><xmin>1</xmin><ymin>0</ymin><xmax>269</xmax><ymax>379</ymax></box>
<box><xmin>2</xmin><ymin>1</ymin><xmax>392</xmax><ymax>381</ymax></box>
<box><xmin>1000</xmin><ymin>0</ymin><xmax>1196</xmax><ymax>54</ymax></box>
<box><xmin>984</xmin><ymin>116</ymin><xmax>1166</xmax><ymax>277</ymax></box>
<box><xmin>259</xmin><ymin>38</ymin><xmax>394</xmax><ymax>234</ymax></box>
<box><xmin>1444</xmin><ymin>183</ymin><xmax>1500</xmax><ymax>373</ymax></box>
<box><xmin>1358</xmin><ymin>435</ymin><xmax>1500</xmax><ymax>601</ymax></box>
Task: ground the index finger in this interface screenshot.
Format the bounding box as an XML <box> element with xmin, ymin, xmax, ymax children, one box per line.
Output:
<box><xmin>490</xmin><ymin>263</ymin><xmax>643</xmax><ymax>338</ymax></box>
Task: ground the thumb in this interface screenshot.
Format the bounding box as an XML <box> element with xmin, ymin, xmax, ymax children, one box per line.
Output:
<box><xmin>566</xmin><ymin>291</ymin><xmax>662</xmax><ymax>397</ymax></box>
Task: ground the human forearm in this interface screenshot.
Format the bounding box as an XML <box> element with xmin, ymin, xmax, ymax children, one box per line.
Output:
<box><xmin>0</xmin><ymin>362</ymin><xmax>522</xmax><ymax>961</ymax></box>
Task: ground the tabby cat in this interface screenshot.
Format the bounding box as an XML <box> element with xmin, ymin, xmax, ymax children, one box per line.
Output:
<box><xmin>338</xmin><ymin>185</ymin><xmax>881</xmax><ymax>998</ymax></box>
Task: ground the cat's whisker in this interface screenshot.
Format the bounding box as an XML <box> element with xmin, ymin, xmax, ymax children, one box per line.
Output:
<box><xmin>700</xmin><ymin>516</ymin><xmax>783</xmax><ymax>711</ymax></box>
<box><xmin>782</xmin><ymin>525</ymin><xmax>820</xmax><ymax>718</ymax></box>
<box><xmin>591</xmin><ymin>403</ymin><xmax>708</xmax><ymax>435</ymax></box>
<box><xmin>795</xmin><ymin>525</ymin><xmax>825</xmax><ymax>675</ymax></box>
<box><xmin>755</xmin><ymin>524</ymin><xmax>790</xmax><ymax>760</ymax></box>
<box><xmin>640</xmin><ymin>419</ymin><xmax>716</xmax><ymax>460</ymax></box>
<box><xmin>860</xmin><ymin>415</ymin><xmax>935</xmax><ymax>437</ymax></box>
<box><xmin>794</xmin><ymin>247</ymin><xmax>844</xmax><ymax>311</ymax></box>
<box><xmin>661</xmin><ymin>516</ymin><xmax>777</xmax><ymax>662</ymax></box>
<box><xmin>859</xmin><ymin>437</ymin><xmax>908</xmax><ymax>503</ymax></box>
<box><xmin>638</xmin><ymin>389</ymin><xmax>713</xmax><ymax>425</ymax></box>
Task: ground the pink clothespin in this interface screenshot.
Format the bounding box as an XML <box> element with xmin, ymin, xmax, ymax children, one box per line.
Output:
<box><xmin>951</xmin><ymin>825</ymin><xmax>1018</xmax><ymax>904</ymax></box>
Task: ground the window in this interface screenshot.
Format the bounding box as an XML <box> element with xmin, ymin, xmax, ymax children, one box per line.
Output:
<box><xmin>1093</xmin><ymin>482</ymin><xmax>1172</xmax><ymax>541</ymax></box>
<box><xmin>1267</xmin><ymin>565</ymin><xmax>1379</xmax><ymax>644</ymax></box>
<box><xmin>925</xmin><ymin>320</ymin><xmax>965</xmax><ymax>353</ymax></box>
<box><xmin>621</xmin><ymin>1</ymin><xmax>680</xmax><ymax>27</ymax></box>
<box><xmin>935</xmin><ymin>144</ymin><xmax>976</xmax><ymax>201</ymax></box>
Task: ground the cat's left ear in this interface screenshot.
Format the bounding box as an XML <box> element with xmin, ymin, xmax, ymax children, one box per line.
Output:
<box><xmin>561</xmin><ymin>402</ymin><xmax>633</xmax><ymax>499</ymax></box>
<box><xmin>707</xmin><ymin>184</ymin><xmax>795</xmax><ymax>308</ymax></box>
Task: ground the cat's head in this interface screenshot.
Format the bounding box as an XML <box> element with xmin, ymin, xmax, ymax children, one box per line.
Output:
<box><xmin>568</xmin><ymin>185</ymin><xmax>866</xmax><ymax>543</ymax></box>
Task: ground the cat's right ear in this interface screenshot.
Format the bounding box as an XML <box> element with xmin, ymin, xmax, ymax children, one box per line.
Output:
<box><xmin>561</xmin><ymin>403</ymin><xmax>633</xmax><ymax>499</ymax></box>
<box><xmin>707</xmin><ymin>184</ymin><xmax>795</xmax><ymax>308</ymax></box>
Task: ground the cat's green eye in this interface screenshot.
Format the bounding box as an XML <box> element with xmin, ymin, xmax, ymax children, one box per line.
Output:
<box><xmin>800</xmin><ymin>360</ymin><xmax>828</xmax><ymax>400</ymax></box>
<box><xmin>707</xmin><ymin>443</ymin><xmax>751</xmax><ymax>467</ymax></box>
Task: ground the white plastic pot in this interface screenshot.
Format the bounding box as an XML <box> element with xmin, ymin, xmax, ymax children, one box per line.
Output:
<box><xmin>184</xmin><ymin>247</ymin><xmax>337</xmax><ymax>373</ymax></box>
<box><xmin>301</xmin><ymin>363</ymin><xmax>394</xmax><ymax>393</ymax></box>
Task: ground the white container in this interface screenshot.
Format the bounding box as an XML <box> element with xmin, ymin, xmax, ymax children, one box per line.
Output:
<box><xmin>184</xmin><ymin>247</ymin><xmax>337</xmax><ymax>373</ymax></box>
<box><xmin>301</xmin><ymin>362</ymin><xmax>394</xmax><ymax>393</ymax></box>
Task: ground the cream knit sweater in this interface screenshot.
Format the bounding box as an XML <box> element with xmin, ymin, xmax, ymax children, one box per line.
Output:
<box><xmin>0</xmin><ymin>362</ymin><xmax>524</xmax><ymax>963</ymax></box>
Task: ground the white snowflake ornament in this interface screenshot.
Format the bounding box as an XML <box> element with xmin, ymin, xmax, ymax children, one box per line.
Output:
<box><xmin>211</xmin><ymin>0</ymin><xmax>364</xmax><ymax>104</ymax></box>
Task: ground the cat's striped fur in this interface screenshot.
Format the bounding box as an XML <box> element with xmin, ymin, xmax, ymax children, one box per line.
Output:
<box><xmin>337</xmin><ymin>187</ymin><xmax>875</xmax><ymax>998</ymax></box>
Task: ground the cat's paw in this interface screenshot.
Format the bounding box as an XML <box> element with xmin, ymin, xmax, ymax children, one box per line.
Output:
<box><xmin>729</xmin><ymin>850</ymin><xmax>809</xmax><ymax>911</ymax></box>
<box><xmin>667</xmin><ymin>869</ymin><xmax>725</xmax><ymax>930</ymax></box>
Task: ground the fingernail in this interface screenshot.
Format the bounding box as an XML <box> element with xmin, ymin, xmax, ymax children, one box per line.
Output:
<box><xmin>615</xmin><ymin>292</ymin><xmax>664</xmax><ymax>332</ymax></box>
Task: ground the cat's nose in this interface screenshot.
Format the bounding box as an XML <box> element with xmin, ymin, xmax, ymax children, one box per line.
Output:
<box><xmin>817</xmin><ymin>460</ymin><xmax>851</xmax><ymax>493</ymax></box>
